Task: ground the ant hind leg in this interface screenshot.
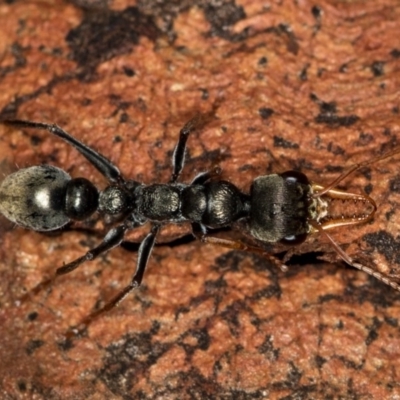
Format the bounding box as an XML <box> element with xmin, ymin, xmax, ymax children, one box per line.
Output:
<box><xmin>21</xmin><ymin>224</ymin><xmax>128</xmax><ymax>301</ymax></box>
<box><xmin>66</xmin><ymin>224</ymin><xmax>160</xmax><ymax>339</ymax></box>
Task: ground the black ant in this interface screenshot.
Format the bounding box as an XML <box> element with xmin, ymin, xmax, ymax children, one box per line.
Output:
<box><xmin>0</xmin><ymin>116</ymin><xmax>399</xmax><ymax>338</ymax></box>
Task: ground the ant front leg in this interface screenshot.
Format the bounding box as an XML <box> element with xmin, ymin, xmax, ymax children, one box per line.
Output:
<box><xmin>21</xmin><ymin>224</ymin><xmax>128</xmax><ymax>300</ymax></box>
<box><xmin>191</xmin><ymin>223</ymin><xmax>288</xmax><ymax>272</ymax></box>
<box><xmin>3</xmin><ymin>120</ymin><xmax>123</xmax><ymax>184</ymax></box>
<box><xmin>66</xmin><ymin>224</ymin><xmax>160</xmax><ymax>338</ymax></box>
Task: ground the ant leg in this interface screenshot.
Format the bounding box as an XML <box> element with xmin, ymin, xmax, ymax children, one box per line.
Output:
<box><xmin>21</xmin><ymin>225</ymin><xmax>128</xmax><ymax>300</ymax></box>
<box><xmin>170</xmin><ymin>115</ymin><xmax>204</xmax><ymax>183</ymax></box>
<box><xmin>66</xmin><ymin>224</ymin><xmax>160</xmax><ymax>338</ymax></box>
<box><xmin>308</xmin><ymin>220</ymin><xmax>400</xmax><ymax>292</ymax></box>
<box><xmin>192</xmin><ymin>223</ymin><xmax>288</xmax><ymax>272</ymax></box>
<box><xmin>190</xmin><ymin>166</ymin><xmax>222</xmax><ymax>185</ymax></box>
<box><xmin>2</xmin><ymin>120</ymin><xmax>123</xmax><ymax>184</ymax></box>
<box><xmin>313</xmin><ymin>145</ymin><xmax>400</xmax><ymax>198</ymax></box>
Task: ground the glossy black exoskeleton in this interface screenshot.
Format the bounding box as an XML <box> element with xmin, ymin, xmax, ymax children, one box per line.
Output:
<box><xmin>1</xmin><ymin>117</ymin><xmax>399</xmax><ymax>336</ymax></box>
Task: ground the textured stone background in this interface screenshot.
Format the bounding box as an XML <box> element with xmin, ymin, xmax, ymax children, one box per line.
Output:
<box><xmin>0</xmin><ymin>0</ymin><xmax>400</xmax><ymax>399</ymax></box>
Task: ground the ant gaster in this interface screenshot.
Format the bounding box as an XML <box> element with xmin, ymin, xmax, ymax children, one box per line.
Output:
<box><xmin>0</xmin><ymin>117</ymin><xmax>399</xmax><ymax>337</ymax></box>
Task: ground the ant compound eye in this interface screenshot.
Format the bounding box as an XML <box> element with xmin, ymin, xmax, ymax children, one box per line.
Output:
<box><xmin>280</xmin><ymin>233</ymin><xmax>308</xmax><ymax>245</ymax></box>
<box><xmin>280</xmin><ymin>171</ymin><xmax>310</xmax><ymax>185</ymax></box>
<box><xmin>65</xmin><ymin>178</ymin><xmax>99</xmax><ymax>220</ymax></box>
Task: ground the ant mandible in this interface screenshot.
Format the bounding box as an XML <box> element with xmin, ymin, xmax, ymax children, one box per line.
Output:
<box><xmin>0</xmin><ymin>116</ymin><xmax>399</xmax><ymax>337</ymax></box>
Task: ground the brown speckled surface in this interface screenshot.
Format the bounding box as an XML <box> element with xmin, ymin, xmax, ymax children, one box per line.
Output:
<box><xmin>0</xmin><ymin>1</ymin><xmax>400</xmax><ymax>399</ymax></box>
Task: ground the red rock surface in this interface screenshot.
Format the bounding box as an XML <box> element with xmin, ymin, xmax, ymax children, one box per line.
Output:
<box><xmin>0</xmin><ymin>1</ymin><xmax>400</xmax><ymax>398</ymax></box>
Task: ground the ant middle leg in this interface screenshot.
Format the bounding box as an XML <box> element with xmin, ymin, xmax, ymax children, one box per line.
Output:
<box><xmin>190</xmin><ymin>166</ymin><xmax>222</xmax><ymax>185</ymax></box>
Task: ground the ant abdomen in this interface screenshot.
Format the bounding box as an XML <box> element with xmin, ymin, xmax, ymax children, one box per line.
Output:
<box><xmin>0</xmin><ymin>165</ymin><xmax>98</xmax><ymax>231</ymax></box>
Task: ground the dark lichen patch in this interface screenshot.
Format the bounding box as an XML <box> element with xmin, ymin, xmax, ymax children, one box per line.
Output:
<box><xmin>365</xmin><ymin>317</ymin><xmax>381</xmax><ymax>346</ymax></box>
<box><xmin>258</xmin><ymin>56</ymin><xmax>268</xmax><ymax>66</ymax></box>
<box><xmin>299</xmin><ymin>64</ymin><xmax>309</xmax><ymax>81</ymax></box>
<box><xmin>30</xmin><ymin>135</ymin><xmax>42</xmax><ymax>146</ymax></box>
<box><xmin>137</xmin><ymin>1</ymin><xmax>247</xmax><ymax>42</ymax></box>
<box><xmin>345</xmin><ymin>281</ymin><xmax>397</xmax><ymax>309</ymax></box>
<box><xmin>310</xmin><ymin>93</ymin><xmax>336</xmax><ymax>114</ymax></box>
<box><xmin>250</xmin><ymin>284</ymin><xmax>282</xmax><ymax>301</ymax></box>
<box><xmin>370</xmin><ymin>61</ymin><xmax>385</xmax><ymax>77</ymax></box>
<box><xmin>271</xmin><ymin>361</ymin><xmax>302</xmax><ymax>390</ymax></box>
<box><xmin>259</xmin><ymin>107</ymin><xmax>274</xmax><ymax>120</ymax></box>
<box><xmin>17</xmin><ymin>380</ymin><xmax>27</xmax><ymax>392</ymax></box>
<box><xmin>179</xmin><ymin>327</ymin><xmax>211</xmax><ymax>358</ymax></box>
<box><xmin>315</xmin><ymin>355</ymin><xmax>327</xmax><ymax>369</ymax></box>
<box><xmin>69</xmin><ymin>0</ymin><xmax>110</xmax><ymax>9</ymax></box>
<box><xmin>273</xmin><ymin>135</ymin><xmax>299</xmax><ymax>149</ymax></box>
<box><xmin>326</xmin><ymin>142</ymin><xmax>345</xmax><ymax>155</ymax></box>
<box><xmin>319</xmin><ymin>293</ymin><xmax>344</xmax><ymax>304</ymax></box>
<box><xmin>319</xmin><ymin>110</ymin><xmax>354</xmax><ymax>125</ymax></box>
<box><xmin>220</xmin><ymin>301</ymin><xmax>242</xmax><ymax>337</ymax></box>
<box><xmin>356</xmin><ymin>132</ymin><xmax>374</xmax><ymax>146</ymax></box>
<box><xmin>310</xmin><ymin>93</ymin><xmax>360</xmax><ymax>127</ymax></box>
<box><xmin>66</xmin><ymin>7</ymin><xmax>159</xmax><ymax>78</ymax></box>
<box><xmin>122</xmin><ymin>66</ymin><xmax>135</xmax><ymax>77</ymax></box>
<box><xmin>99</xmin><ymin>331</ymin><xmax>170</xmax><ymax>396</ymax></box>
<box><xmin>390</xmin><ymin>49</ymin><xmax>400</xmax><ymax>58</ymax></box>
<box><xmin>339</xmin><ymin>63</ymin><xmax>349</xmax><ymax>73</ymax></box>
<box><xmin>203</xmin><ymin>1</ymin><xmax>247</xmax><ymax>41</ymax></box>
<box><xmin>363</xmin><ymin>230</ymin><xmax>400</xmax><ymax>265</ymax></box>
<box><xmin>336</xmin><ymin>355</ymin><xmax>364</xmax><ymax>370</ymax></box>
<box><xmin>257</xmin><ymin>334</ymin><xmax>280</xmax><ymax>361</ymax></box>
<box><xmin>311</xmin><ymin>5</ymin><xmax>322</xmax><ymax>20</ymax></box>
<box><xmin>200</xmin><ymin>88</ymin><xmax>209</xmax><ymax>100</ymax></box>
<box><xmin>315</xmin><ymin>113</ymin><xmax>359</xmax><ymax>127</ymax></box>
<box><xmin>0</xmin><ymin>73</ymin><xmax>77</xmax><ymax>119</ymax></box>
<box><xmin>364</xmin><ymin>183</ymin><xmax>373</xmax><ymax>195</ymax></box>
<box><xmin>0</xmin><ymin>42</ymin><xmax>27</xmax><ymax>79</ymax></box>
<box><xmin>119</xmin><ymin>112</ymin><xmax>128</xmax><ymax>123</ymax></box>
<box><xmin>278</xmin><ymin>24</ymin><xmax>299</xmax><ymax>55</ymax></box>
<box><xmin>384</xmin><ymin>316</ymin><xmax>398</xmax><ymax>327</ymax></box>
<box><xmin>27</xmin><ymin>311</ymin><xmax>39</xmax><ymax>321</ymax></box>
<box><xmin>25</xmin><ymin>339</ymin><xmax>45</xmax><ymax>355</ymax></box>
<box><xmin>389</xmin><ymin>176</ymin><xmax>400</xmax><ymax>193</ymax></box>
